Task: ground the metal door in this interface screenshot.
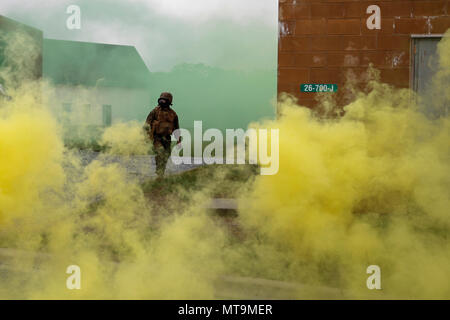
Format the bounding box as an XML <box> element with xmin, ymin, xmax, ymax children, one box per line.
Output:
<box><xmin>412</xmin><ymin>37</ymin><xmax>447</xmax><ymax>117</ymax></box>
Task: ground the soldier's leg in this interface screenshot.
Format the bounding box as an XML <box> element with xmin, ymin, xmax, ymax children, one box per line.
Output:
<box><xmin>159</xmin><ymin>139</ymin><xmax>172</xmax><ymax>176</ymax></box>
<box><xmin>153</xmin><ymin>139</ymin><xmax>166</xmax><ymax>178</ymax></box>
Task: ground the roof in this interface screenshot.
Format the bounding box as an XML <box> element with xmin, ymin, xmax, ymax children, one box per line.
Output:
<box><xmin>0</xmin><ymin>15</ymin><xmax>43</xmax><ymax>37</ymax></box>
<box><xmin>43</xmin><ymin>39</ymin><xmax>151</xmax><ymax>88</ymax></box>
<box><xmin>0</xmin><ymin>15</ymin><xmax>43</xmax><ymax>84</ymax></box>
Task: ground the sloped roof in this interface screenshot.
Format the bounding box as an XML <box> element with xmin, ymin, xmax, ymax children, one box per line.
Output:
<box><xmin>0</xmin><ymin>15</ymin><xmax>42</xmax><ymax>36</ymax></box>
<box><xmin>0</xmin><ymin>15</ymin><xmax>43</xmax><ymax>84</ymax></box>
<box><xmin>43</xmin><ymin>39</ymin><xmax>151</xmax><ymax>88</ymax></box>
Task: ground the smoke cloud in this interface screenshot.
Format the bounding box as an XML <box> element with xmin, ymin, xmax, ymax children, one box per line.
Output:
<box><xmin>0</xmin><ymin>30</ymin><xmax>449</xmax><ymax>299</ymax></box>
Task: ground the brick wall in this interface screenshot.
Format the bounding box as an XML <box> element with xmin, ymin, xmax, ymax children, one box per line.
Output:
<box><xmin>278</xmin><ymin>0</ymin><xmax>450</xmax><ymax>108</ymax></box>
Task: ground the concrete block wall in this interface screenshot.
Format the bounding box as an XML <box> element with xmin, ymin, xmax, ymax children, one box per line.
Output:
<box><xmin>278</xmin><ymin>0</ymin><xmax>450</xmax><ymax>108</ymax></box>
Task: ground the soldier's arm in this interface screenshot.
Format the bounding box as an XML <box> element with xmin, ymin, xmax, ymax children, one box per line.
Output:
<box><xmin>174</xmin><ymin>115</ymin><xmax>180</xmax><ymax>131</ymax></box>
<box><xmin>143</xmin><ymin>110</ymin><xmax>155</xmax><ymax>137</ymax></box>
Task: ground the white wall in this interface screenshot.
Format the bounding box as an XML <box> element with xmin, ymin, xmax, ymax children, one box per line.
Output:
<box><xmin>46</xmin><ymin>85</ymin><xmax>152</xmax><ymax>126</ymax></box>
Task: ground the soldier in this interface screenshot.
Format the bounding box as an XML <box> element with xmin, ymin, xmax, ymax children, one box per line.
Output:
<box><xmin>144</xmin><ymin>92</ymin><xmax>181</xmax><ymax>178</ymax></box>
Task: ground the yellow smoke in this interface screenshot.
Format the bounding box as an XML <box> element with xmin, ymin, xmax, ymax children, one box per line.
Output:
<box><xmin>238</xmin><ymin>34</ymin><xmax>450</xmax><ymax>299</ymax></box>
<box><xmin>100</xmin><ymin>121</ymin><xmax>149</xmax><ymax>155</ymax></box>
<box><xmin>0</xmin><ymin>32</ymin><xmax>225</xmax><ymax>299</ymax></box>
<box><xmin>240</xmin><ymin>90</ymin><xmax>449</xmax><ymax>298</ymax></box>
<box><xmin>0</xmin><ymin>30</ymin><xmax>449</xmax><ymax>299</ymax></box>
<box><xmin>0</xmin><ymin>85</ymin><xmax>64</xmax><ymax>225</ymax></box>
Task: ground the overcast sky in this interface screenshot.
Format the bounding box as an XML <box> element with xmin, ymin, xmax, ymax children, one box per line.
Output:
<box><xmin>0</xmin><ymin>0</ymin><xmax>278</xmax><ymax>71</ymax></box>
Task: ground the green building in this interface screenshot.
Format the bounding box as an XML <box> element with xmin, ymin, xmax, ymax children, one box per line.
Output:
<box><xmin>43</xmin><ymin>39</ymin><xmax>152</xmax><ymax>128</ymax></box>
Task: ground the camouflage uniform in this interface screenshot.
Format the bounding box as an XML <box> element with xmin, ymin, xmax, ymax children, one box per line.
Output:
<box><xmin>145</xmin><ymin>92</ymin><xmax>180</xmax><ymax>178</ymax></box>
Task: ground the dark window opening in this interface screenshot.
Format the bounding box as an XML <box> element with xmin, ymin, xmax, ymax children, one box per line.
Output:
<box><xmin>102</xmin><ymin>104</ymin><xmax>112</xmax><ymax>127</ymax></box>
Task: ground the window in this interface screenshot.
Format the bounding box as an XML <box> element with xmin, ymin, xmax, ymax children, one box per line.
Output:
<box><xmin>102</xmin><ymin>105</ymin><xmax>112</xmax><ymax>127</ymax></box>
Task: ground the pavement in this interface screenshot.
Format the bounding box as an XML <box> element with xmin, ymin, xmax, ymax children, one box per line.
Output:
<box><xmin>76</xmin><ymin>151</ymin><xmax>210</xmax><ymax>182</ymax></box>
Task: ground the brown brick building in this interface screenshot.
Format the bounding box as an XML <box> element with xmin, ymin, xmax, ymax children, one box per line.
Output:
<box><xmin>278</xmin><ymin>0</ymin><xmax>450</xmax><ymax>108</ymax></box>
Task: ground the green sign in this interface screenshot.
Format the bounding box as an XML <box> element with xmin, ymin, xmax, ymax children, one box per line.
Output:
<box><xmin>301</xmin><ymin>84</ymin><xmax>338</xmax><ymax>93</ymax></box>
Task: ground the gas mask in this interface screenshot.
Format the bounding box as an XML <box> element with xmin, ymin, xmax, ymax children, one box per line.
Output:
<box><xmin>158</xmin><ymin>98</ymin><xmax>170</xmax><ymax>108</ymax></box>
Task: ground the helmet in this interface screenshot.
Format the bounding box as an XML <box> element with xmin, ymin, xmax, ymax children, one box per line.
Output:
<box><xmin>159</xmin><ymin>92</ymin><xmax>173</xmax><ymax>105</ymax></box>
